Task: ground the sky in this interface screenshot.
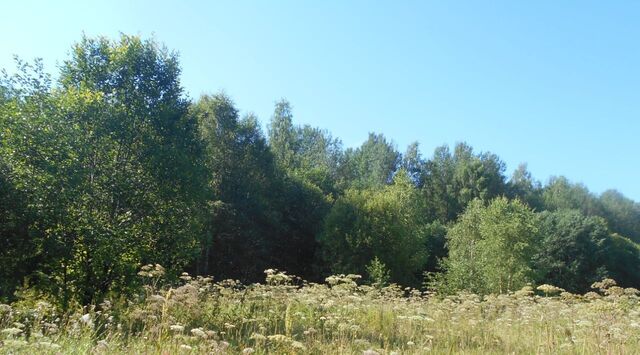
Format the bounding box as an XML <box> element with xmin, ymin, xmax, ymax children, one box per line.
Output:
<box><xmin>2</xmin><ymin>1</ymin><xmax>639</xmax><ymax>200</ymax></box>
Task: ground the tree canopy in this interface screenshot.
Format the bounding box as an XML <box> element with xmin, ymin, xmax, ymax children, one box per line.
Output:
<box><xmin>2</xmin><ymin>34</ymin><xmax>640</xmax><ymax>305</ymax></box>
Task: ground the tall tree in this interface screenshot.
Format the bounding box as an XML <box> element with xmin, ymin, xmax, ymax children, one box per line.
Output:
<box><xmin>194</xmin><ymin>94</ymin><xmax>329</xmax><ymax>281</ymax></box>
<box><xmin>542</xmin><ymin>176</ymin><xmax>603</xmax><ymax>216</ymax></box>
<box><xmin>1</xmin><ymin>35</ymin><xmax>205</xmax><ymax>306</ymax></box>
<box><xmin>340</xmin><ymin>133</ymin><xmax>400</xmax><ymax>189</ymax></box>
<box><xmin>402</xmin><ymin>141</ymin><xmax>426</xmax><ymax>187</ymax></box>
<box><xmin>423</xmin><ymin>143</ymin><xmax>507</xmax><ymax>222</ymax></box>
<box><xmin>599</xmin><ymin>189</ymin><xmax>640</xmax><ymax>243</ymax></box>
<box><xmin>508</xmin><ymin>163</ymin><xmax>543</xmax><ymax>210</ymax></box>
<box><xmin>0</xmin><ymin>156</ymin><xmax>32</xmax><ymax>301</ymax></box>
<box><xmin>605</xmin><ymin>233</ymin><xmax>640</xmax><ymax>288</ymax></box>
<box><xmin>193</xmin><ymin>94</ymin><xmax>277</xmax><ymax>280</ymax></box>
<box><xmin>268</xmin><ymin>99</ymin><xmax>297</xmax><ymax>171</ymax></box>
<box><xmin>441</xmin><ymin>197</ymin><xmax>538</xmax><ymax>294</ymax></box>
<box><xmin>319</xmin><ymin>171</ymin><xmax>429</xmax><ymax>286</ymax></box>
<box><xmin>533</xmin><ymin>210</ymin><xmax>610</xmax><ymax>293</ymax></box>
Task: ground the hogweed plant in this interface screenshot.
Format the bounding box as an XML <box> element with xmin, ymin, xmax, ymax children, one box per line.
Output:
<box><xmin>0</xmin><ymin>266</ymin><xmax>639</xmax><ymax>354</ymax></box>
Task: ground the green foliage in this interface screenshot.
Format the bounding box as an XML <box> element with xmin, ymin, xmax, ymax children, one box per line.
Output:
<box><xmin>2</xmin><ymin>33</ymin><xmax>640</xmax><ymax>306</ymax></box>
<box><xmin>508</xmin><ymin>163</ymin><xmax>543</xmax><ymax>210</ymax></box>
<box><xmin>441</xmin><ymin>197</ymin><xmax>539</xmax><ymax>294</ymax></box>
<box><xmin>340</xmin><ymin>133</ymin><xmax>400</xmax><ymax>189</ymax></box>
<box><xmin>366</xmin><ymin>257</ymin><xmax>391</xmax><ymax>288</ymax></box>
<box><xmin>401</xmin><ymin>141</ymin><xmax>425</xmax><ymax>186</ymax></box>
<box><xmin>0</xmin><ymin>157</ymin><xmax>32</xmax><ymax>302</ymax></box>
<box><xmin>3</xmin><ymin>271</ymin><xmax>640</xmax><ymax>354</ymax></box>
<box><xmin>193</xmin><ymin>95</ymin><xmax>330</xmax><ymax>281</ymax></box>
<box><xmin>267</xmin><ymin>99</ymin><xmax>342</xmax><ymax>195</ymax></box>
<box><xmin>605</xmin><ymin>233</ymin><xmax>640</xmax><ymax>288</ymax></box>
<box><xmin>542</xmin><ymin>176</ymin><xmax>604</xmax><ymax>216</ymax></box>
<box><xmin>533</xmin><ymin>210</ymin><xmax>611</xmax><ymax>293</ymax></box>
<box><xmin>319</xmin><ymin>170</ymin><xmax>428</xmax><ymax>286</ymax></box>
<box><xmin>0</xmin><ymin>35</ymin><xmax>204</xmax><ymax>306</ymax></box>
<box><xmin>600</xmin><ymin>190</ymin><xmax>640</xmax><ymax>243</ymax></box>
<box><xmin>422</xmin><ymin>143</ymin><xmax>507</xmax><ymax>222</ymax></box>
<box><xmin>268</xmin><ymin>99</ymin><xmax>298</xmax><ymax>171</ymax></box>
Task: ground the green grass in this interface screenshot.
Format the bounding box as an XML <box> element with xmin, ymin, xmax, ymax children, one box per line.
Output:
<box><xmin>1</xmin><ymin>271</ymin><xmax>639</xmax><ymax>354</ymax></box>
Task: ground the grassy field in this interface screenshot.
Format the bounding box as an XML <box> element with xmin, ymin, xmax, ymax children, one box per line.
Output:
<box><xmin>1</xmin><ymin>268</ymin><xmax>639</xmax><ymax>354</ymax></box>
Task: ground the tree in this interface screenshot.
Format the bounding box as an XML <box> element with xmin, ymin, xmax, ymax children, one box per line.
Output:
<box><xmin>0</xmin><ymin>157</ymin><xmax>32</xmax><ymax>301</ymax></box>
<box><xmin>193</xmin><ymin>94</ymin><xmax>329</xmax><ymax>281</ymax></box>
<box><xmin>401</xmin><ymin>142</ymin><xmax>426</xmax><ymax>186</ymax></box>
<box><xmin>319</xmin><ymin>170</ymin><xmax>429</xmax><ymax>286</ymax></box>
<box><xmin>1</xmin><ymin>35</ymin><xmax>205</xmax><ymax>306</ymax></box>
<box><xmin>533</xmin><ymin>210</ymin><xmax>610</xmax><ymax>293</ymax></box>
<box><xmin>268</xmin><ymin>99</ymin><xmax>297</xmax><ymax>171</ymax></box>
<box><xmin>542</xmin><ymin>176</ymin><xmax>603</xmax><ymax>216</ymax></box>
<box><xmin>422</xmin><ymin>145</ymin><xmax>457</xmax><ymax>221</ymax></box>
<box><xmin>293</xmin><ymin>125</ymin><xmax>342</xmax><ymax>194</ymax></box>
<box><xmin>422</xmin><ymin>143</ymin><xmax>507</xmax><ymax>222</ymax></box>
<box><xmin>605</xmin><ymin>234</ymin><xmax>640</xmax><ymax>288</ymax></box>
<box><xmin>340</xmin><ymin>133</ymin><xmax>400</xmax><ymax>189</ymax></box>
<box><xmin>193</xmin><ymin>94</ymin><xmax>274</xmax><ymax>280</ymax></box>
<box><xmin>452</xmin><ymin>143</ymin><xmax>506</xmax><ymax>209</ymax></box>
<box><xmin>442</xmin><ymin>197</ymin><xmax>538</xmax><ymax>294</ymax></box>
<box><xmin>267</xmin><ymin>100</ymin><xmax>342</xmax><ymax>195</ymax></box>
<box><xmin>599</xmin><ymin>189</ymin><xmax>640</xmax><ymax>243</ymax></box>
<box><xmin>507</xmin><ymin>163</ymin><xmax>543</xmax><ymax>210</ymax></box>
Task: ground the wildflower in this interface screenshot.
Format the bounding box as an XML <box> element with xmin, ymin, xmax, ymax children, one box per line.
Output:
<box><xmin>584</xmin><ymin>291</ymin><xmax>601</xmax><ymax>300</ymax></box>
<box><xmin>1</xmin><ymin>328</ymin><xmax>23</xmax><ymax>336</ymax></box>
<box><xmin>180</xmin><ymin>272</ymin><xmax>192</xmax><ymax>281</ymax></box>
<box><xmin>179</xmin><ymin>344</ymin><xmax>193</xmax><ymax>351</ymax></box>
<box><xmin>242</xmin><ymin>348</ymin><xmax>255</xmax><ymax>354</ymax></box>
<box><xmin>354</xmin><ymin>339</ymin><xmax>371</xmax><ymax>347</ymax></box>
<box><xmin>250</xmin><ymin>333</ymin><xmax>267</xmax><ymax>341</ymax></box>
<box><xmin>606</xmin><ymin>286</ymin><xmax>625</xmax><ymax>296</ymax></box>
<box><xmin>92</xmin><ymin>339</ymin><xmax>109</xmax><ymax>352</ymax></box>
<box><xmin>170</xmin><ymin>324</ymin><xmax>185</xmax><ymax>332</ymax></box>
<box><xmin>80</xmin><ymin>313</ymin><xmax>93</xmax><ymax>327</ymax></box>
<box><xmin>407</xmin><ymin>341</ymin><xmax>415</xmax><ymax>346</ymax></box>
<box><xmin>291</xmin><ymin>341</ymin><xmax>306</xmax><ymax>350</ymax></box>
<box><xmin>37</xmin><ymin>341</ymin><xmax>61</xmax><ymax>349</ymax></box>
<box><xmin>514</xmin><ymin>285</ymin><xmax>534</xmax><ymax>298</ymax></box>
<box><xmin>575</xmin><ymin>320</ymin><xmax>593</xmax><ymax>327</ymax></box>
<box><xmin>190</xmin><ymin>328</ymin><xmax>207</xmax><ymax>338</ymax></box>
<box><xmin>592</xmin><ymin>278</ymin><xmax>617</xmax><ymax>290</ymax></box>
<box><xmin>560</xmin><ymin>291</ymin><xmax>575</xmax><ymax>300</ymax></box>
<box><xmin>206</xmin><ymin>330</ymin><xmax>217</xmax><ymax>338</ymax></box>
<box><xmin>536</xmin><ymin>284</ymin><xmax>564</xmax><ymax>296</ymax></box>
<box><xmin>303</xmin><ymin>327</ymin><xmax>317</xmax><ymax>336</ymax></box>
<box><xmin>148</xmin><ymin>294</ymin><xmax>165</xmax><ymax>303</ymax></box>
<box><xmin>363</xmin><ymin>350</ymin><xmax>380</xmax><ymax>355</ymax></box>
<box><xmin>153</xmin><ymin>264</ymin><xmax>166</xmax><ymax>276</ymax></box>
<box><xmin>267</xmin><ymin>334</ymin><xmax>290</xmax><ymax>343</ymax></box>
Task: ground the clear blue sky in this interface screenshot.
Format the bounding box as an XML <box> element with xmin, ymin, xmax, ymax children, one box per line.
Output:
<box><xmin>2</xmin><ymin>1</ymin><xmax>639</xmax><ymax>200</ymax></box>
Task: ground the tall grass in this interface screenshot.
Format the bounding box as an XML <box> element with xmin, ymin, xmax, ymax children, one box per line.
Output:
<box><xmin>1</xmin><ymin>268</ymin><xmax>639</xmax><ymax>354</ymax></box>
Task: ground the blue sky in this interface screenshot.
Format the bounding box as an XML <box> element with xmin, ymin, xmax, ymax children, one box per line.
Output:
<box><xmin>2</xmin><ymin>1</ymin><xmax>639</xmax><ymax>200</ymax></box>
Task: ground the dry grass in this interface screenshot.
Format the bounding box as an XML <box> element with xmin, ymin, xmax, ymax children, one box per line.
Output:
<box><xmin>1</xmin><ymin>269</ymin><xmax>639</xmax><ymax>354</ymax></box>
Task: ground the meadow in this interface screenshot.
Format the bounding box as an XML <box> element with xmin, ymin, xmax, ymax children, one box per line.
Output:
<box><xmin>1</xmin><ymin>267</ymin><xmax>638</xmax><ymax>354</ymax></box>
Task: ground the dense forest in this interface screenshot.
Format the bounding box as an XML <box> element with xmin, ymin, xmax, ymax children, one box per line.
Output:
<box><xmin>2</xmin><ymin>34</ymin><xmax>640</xmax><ymax>308</ymax></box>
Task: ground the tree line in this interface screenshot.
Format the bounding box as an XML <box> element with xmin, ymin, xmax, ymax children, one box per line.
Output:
<box><xmin>2</xmin><ymin>35</ymin><xmax>639</xmax><ymax>307</ymax></box>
